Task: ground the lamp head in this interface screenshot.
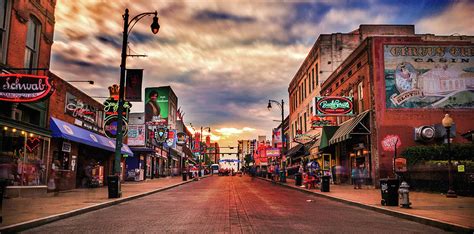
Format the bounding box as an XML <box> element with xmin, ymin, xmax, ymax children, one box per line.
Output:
<box><xmin>88</xmin><ymin>80</ymin><xmax>94</xmax><ymax>85</ymax></box>
<box><xmin>442</xmin><ymin>114</ymin><xmax>453</xmax><ymax>128</ymax></box>
<box><xmin>267</xmin><ymin>101</ymin><xmax>272</xmax><ymax>109</ymax></box>
<box><xmin>151</xmin><ymin>13</ymin><xmax>160</xmax><ymax>34</ymax></box>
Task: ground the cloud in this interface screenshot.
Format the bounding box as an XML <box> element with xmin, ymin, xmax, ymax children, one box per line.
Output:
<box><xmin>214</xmin><ymin>127</ymin><xmax>256</xmax><ymax>136</ymax></box>
<box><xmin>416</xmin><ymin>1</ymin><xmax>474</xmax><ymax>35</ymax></box>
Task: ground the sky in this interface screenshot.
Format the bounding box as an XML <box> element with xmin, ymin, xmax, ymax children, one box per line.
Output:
<box><xmin>51</xmin><ymin>0</ymin><xmax>474</xmax><ymax>152</ymax></box>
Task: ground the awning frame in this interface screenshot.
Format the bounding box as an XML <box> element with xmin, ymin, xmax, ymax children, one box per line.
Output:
<box><xmin>329</xmin><ymin>110</ymin><xmax>371</xmax><ymax>145</ymax></box>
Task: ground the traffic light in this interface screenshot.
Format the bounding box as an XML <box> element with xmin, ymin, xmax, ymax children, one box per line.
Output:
<box><xmin>414</xmin><ymin>125</ymin><xmax>435</xmax><ymax>142</ymax></box>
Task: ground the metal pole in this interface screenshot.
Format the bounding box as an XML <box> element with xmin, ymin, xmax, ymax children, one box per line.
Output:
<box><xmin>281</xmin><ymin>99</ymin><xmax>286</xmax><ymax>182</ymax></box>
<box><xmin>446</xmin><ymin>126</ymin><xmax>456</xmax><ymax>198</ymax></box>
<box><xmin>114</xmin><ymin>8</ymin><xmax>129</xmax><ymax>176</ymax></box>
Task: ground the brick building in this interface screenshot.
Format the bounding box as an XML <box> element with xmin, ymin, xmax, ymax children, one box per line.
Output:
<box><xmin>0</xmin><ymin>0</ymin><xmax>56</xmax><ymax>197</ymax></box>
<box><xmin>318</xmin><ymin>34</ymin><xmax>473</xmax><ymax>186</ymax></box>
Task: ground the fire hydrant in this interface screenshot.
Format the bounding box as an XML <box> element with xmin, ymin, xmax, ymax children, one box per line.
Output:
<box><xmin>398</xmin><ymin>181</ymin><xmax>411</xmax><ymax>208</ymax></box>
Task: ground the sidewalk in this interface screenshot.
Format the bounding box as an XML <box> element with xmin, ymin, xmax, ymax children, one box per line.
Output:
<box><xmin>1</xmin><ymin>176</ymin><xmax>197</xmax><ymax>230</ymax></box>
<box><xmin>259</xmin><ymin>177</ymin><xmax>474</xmax><ymax>233</ymax></box>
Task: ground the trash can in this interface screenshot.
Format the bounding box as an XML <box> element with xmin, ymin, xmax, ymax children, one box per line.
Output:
<box><xmin>380</xmin><ymin>178</ymin><xmax>399</xmax><ymax>206</ymax></box>
<box><xmin>280</xmin><ymin>171</ymin><xmax>286</xmax><ymax>183</ymax></box>
<box><xmin>321</xmin><ymin>176</ymin><xmax>330</xmax><ymax>192</ymax></box>
<box><xmin>268</xmin><ymin>172</ymin><xmax>272</xmax><ymax>180</ymax></box>
<box><xmin>182</xmin><ymin>172</ymin><xmax>187</xmax><ymax>181</ymax></box>
<box><xmin>107</xmin><ymin>175</ymin><xmax>121</xmax><ymax>199</ymax></box>
<box><xmin>295</xmin><ymin>173</ymin><xmax>302</xmax><ymax>186</ymax></box>
<box><xmin>0</xmin><ymin>179</ymin><xmax>8</xmax><ymax>224</ymax></box>
<box><xmin>262</xmin><ymin>171</ymin><xmax>267</xmax><ymax>178</ymax></box>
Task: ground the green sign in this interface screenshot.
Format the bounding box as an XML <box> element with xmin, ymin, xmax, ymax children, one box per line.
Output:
<box><xmin>145</xmin><ymin>87</ymin><xmax>169</xmax><ymax>123</ymax></box>
<box><xmin>457</xmin><ymin>165</ymin><xmax>465</xmax><ymax>173</ymax></box>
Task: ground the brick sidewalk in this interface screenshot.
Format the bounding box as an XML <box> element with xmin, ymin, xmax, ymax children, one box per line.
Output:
<box><xmin>264</xmin><ymin>177</ymin><xmax>474</xmax><ymax>231</ymax></box>
<box><xmin>1</xmin><ymin>176</ymin><xmax>189</xmax><ymax>227</ymax></box>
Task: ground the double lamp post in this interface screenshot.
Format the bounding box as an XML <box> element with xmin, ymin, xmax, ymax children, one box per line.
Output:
<box><xmin>111</xmin><ymin>9</ymin><xmax>160</xmax><ymax>198</ymax></box>
<box><xmin>267</xmin><ymin>99</ymin><xmax>286</xmax><ymax>182</ymax></box>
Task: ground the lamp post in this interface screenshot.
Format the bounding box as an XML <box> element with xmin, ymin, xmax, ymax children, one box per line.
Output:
<box><xmin>200</xmin><ymin>126</ymin><xmax>211</xmax><ymax>177</ymax></box>
<box><xmin>267</xmin><ymin>99</ymin><xmax>286</xmax><ymax>182</ymax></box>
<box><xmin>442</xmin><ymin>114</ymin><xmax>457</xmax><ymax>198</ymax></box>
<box><xmin>111</xmin><ymin>8</ymin><xmax>160</xmax><ymax>197</ymax></box>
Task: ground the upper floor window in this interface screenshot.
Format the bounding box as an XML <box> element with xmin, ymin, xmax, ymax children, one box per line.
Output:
<box><xmin>24</xmin><ymin>16</ymin><xmax>41</xmax><ymax>74</ymax></box>
<box><xmin>358</xmin><ymin>82</ymin><xmax>364</xmax><ymax>111</ymax></box>
<box><xmin>0</xmin><ymin>0</ymin><xmax>11</xmax><ymax>64</ymax></box>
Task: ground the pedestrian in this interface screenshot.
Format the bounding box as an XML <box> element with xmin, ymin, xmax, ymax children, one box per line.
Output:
<box><xmin>275</xmin><ymin>164</ymin><xmax>280</xmax><ymax>181</ymax></box>
<box><xmin>351</xmin><ymin>164</ymin><xmax>359</xmax><ymax>189</ymax></box>
<box><xmin>362</xmin><ymin>164</ymin><xmax>369</xmax><ymax>188</ymax></box>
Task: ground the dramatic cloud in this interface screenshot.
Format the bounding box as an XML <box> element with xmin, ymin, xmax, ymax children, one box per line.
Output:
<box><xmin>51</xmin><ymin>0</ymin><xmax>473</xmax><ymax>147</ymax></box>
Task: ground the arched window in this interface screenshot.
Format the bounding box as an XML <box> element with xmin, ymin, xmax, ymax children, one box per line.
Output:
<box><xmin>0</xmin><ymin>0</ymin><xmax>12</xmax><ymax>64</ymax></box>
<box><xmin>24</xmin><ymin>16</ymin><xmax>41</xmax><ymax>74</ymax></box>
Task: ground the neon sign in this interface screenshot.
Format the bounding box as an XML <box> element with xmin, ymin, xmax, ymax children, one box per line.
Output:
<box><xmin>315</xmin><ymin>96</ymin><xmax>353</xmax><ymax>116</ymax></box>
<box><xmin>0</xmin><ymin>74</ymin><xmax>53</xmax><ymax>102</ymax></box>
<box><xmin>103</xmin><ymin>98</ymin><xmax>132</xmax><ymax>138</ymax></box>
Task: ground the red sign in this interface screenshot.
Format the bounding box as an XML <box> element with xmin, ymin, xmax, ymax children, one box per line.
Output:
<box><xmin>315</xmin><ymin>96</ymin><xmax>353</xmax><ymax>116</ymax></box>
<box><xmin>395</xmin><ymin>157</ymin><xmax>407</xmax><ymax>172</ymax></box>
<box><xmin>0</xmin><ymin>74</ymin><xmax>53</xmax><ymax>102</ymax></box>
<box><xmin>382</xmin><ymin>135</ymin><xmax>402</xmax><ymax>152</ymax></box>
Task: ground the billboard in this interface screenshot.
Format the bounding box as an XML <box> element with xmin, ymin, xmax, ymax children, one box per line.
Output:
<box><xmin>144</xmin><ymin>86</ymin><xmax>178</xmax><ymax>128</ymax></box>
<box><xmin>384</xmin><ymin>45</ymin><xmax>474</xmax><ymax>109</ymax></box>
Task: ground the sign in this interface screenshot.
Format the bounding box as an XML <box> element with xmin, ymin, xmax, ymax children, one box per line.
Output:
<box><xmin>272</xmin><ymin>128</ymin><xmax>282</xmax><ymax>144</ymax></box>
<box><xmin>315</xmin><ymin>96</ymin><xmax>353</xmax><ymax>116</ymax></box>
<box><xmin>65</xmin><ymin>92</ymin><xmax>98</xmax><ymax>125</ymax></box>
<box><xmin>0</xmin><ymin>74</ymin><xmax>53</xmax><ymax>102</ymax></box>
<box><xmin>166</xmin><ymin>130</ymin><xmax>176</xmax><ymax>147</ymax></box>
<box><xmin>384</xmin><ymin>45</ymin><xmax>474</xmax><ymax>109</ymax></box>
<box><xmin>394</xmin><ymin>157</ymin><xmax>407</xmax><ymax>172</ymax></box>
<box><xmin>457</xmin><ymin>165</ymin><xmax>465</xmax><ymax>173</ymax></box>
<box><xmin>266</xmin><ymin>148</ymin><xmax>280</xmax><ymax>157</ymax></box>
<box><xmin>382</xmin><ymin>135</ymin><xmax>402</xmax><ymax>152</ymax></box>
<box><xmin>62</xmin><ymin>142</ymin><xmax>72</xmax><ymax>153</ymax></box>
<box><xmin>311</xmin><ymin>116</ymin><xmax>334</xmax><ymax>128</ymax></box>
<box><xmin>125</xmin><ymin>69</ymin><xmax>143</xmax><ymax>102</ymax></box>
<box><xmin>103</xmin><ymin>98</ymin><xmax>131</xmax><ymax>138</ymax></box>
<box><xmin>176</xmin><ymin>132</ymin><xmax>186</xmax><ymax>146</ymax></box>
<box><xmin>145</xmin><ymin>87</ymin><xmax>178</xmax><ymax>128</ymax></box>
<box><xmin>127</xmin><ymin>125</ymin><xmax>145</xmax><ymax>146</ymax></box>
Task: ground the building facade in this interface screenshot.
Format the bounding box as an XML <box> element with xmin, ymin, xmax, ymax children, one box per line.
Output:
<box><xmin>0</xmin><ymin>0</ymin><xmax>56</xmax><ymax>196</ymax></box>
<box><xmin>319</xmin><ymin>34</ymin><xmax>473</xmax><ymax>186</ymax></box>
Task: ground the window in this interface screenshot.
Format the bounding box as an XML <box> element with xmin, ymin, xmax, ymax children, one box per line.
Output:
<box><xmin>358</xmin><ymin>82</ymin><xmax>364</xmax><ymax>111</ymax></box>
<box><xmin>304</xmin><ymin>79</ymin><xmax>307</xmax><ymax>99</ymax></box>
<box><xmin>304</xmin><ymin>113</ymin><xmax>307</xmax><ymax>132</ymax></box>
<box><xmin>308</xmin><ymin>72</ymin><xmax>311</xmax><ymax>93</ymax></box>
<box><xmin>0</xmin><ymin>0</ymin><xmax>11</xmax><ymax>64</ymax></box>
<box><xmin>315</xmin><ymin>64</ymin><xmax>319</xmax><ymax>85</ymax></box>
<box><xmin>311</xmin><ymin>68</ymin><xmax>315</xmax><ymax>92</ymax></box>
<box><xmin>24</xmin><ymin>16</ymin><xmax>41</xmax><ymax>74</ymax></box>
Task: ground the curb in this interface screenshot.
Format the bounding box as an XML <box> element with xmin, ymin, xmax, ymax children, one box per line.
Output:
<box><xmin>0</xmin><ymin>176</ymin><xmax>209</xmax><ymax>233</ymax></box>
<box><xmin>256</xmin><ymin>176</ymin><xmax>473</xmax><ymax>233</ymax></box>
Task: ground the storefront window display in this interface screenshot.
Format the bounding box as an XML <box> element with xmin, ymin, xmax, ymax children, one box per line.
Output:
<box><xmin>0</xmin><ymin>127</ymin><xmax>50</xmax><ymax>186</ymax></box>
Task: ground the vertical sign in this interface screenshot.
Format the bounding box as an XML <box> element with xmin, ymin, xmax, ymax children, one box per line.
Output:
<box><xmin>125</xmin><ymin>69</ymin><xmax>143</xmax><ymax>102</ymax></box>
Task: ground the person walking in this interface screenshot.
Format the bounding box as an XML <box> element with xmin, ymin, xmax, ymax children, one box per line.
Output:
<box><xmin>362</xmin><ymin>164</ymin><xmax>369</xmax><ymax>188</ymax></box>
<box><xmin>351</xmin><ymin>164</ymin><xmax>359</xmax><ymax>189</ymax></box>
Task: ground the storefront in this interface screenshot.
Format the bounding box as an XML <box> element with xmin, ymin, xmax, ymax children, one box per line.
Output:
<box><xmin>49</xmin><ymin>117</ymin><xmax>133</xmax><ymax>190</ymax></box>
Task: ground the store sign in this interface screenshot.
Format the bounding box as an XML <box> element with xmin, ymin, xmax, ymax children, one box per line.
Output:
<box><xmin>65</xmin><ymin>92</ymin><xmax>98</xmax><ymax>125</ymax></box>
<box><xmin>0</xmin><ymin>74</ymin><xmax>54</xmax><ymax>102</ymax></box>
<box><xmin>127</xmin><ymin>125</ymin><xmax>145</xmax><ymax>146</ymax></box>
<box><xmin>382</xmin><ymin>135</ymin><xmax>402</xmax><ymax>152</ymax></box>
<box><xmin>62</xmin><ymin>142</ymin><xmax>72</xmax><ymax>153</ymax></box>
<box><xmin>315</xmin><ymin>96</ymin><xmax>353</xmax><ymax>116</ymax></box>
<box><xmin>311</xmin><ymin>116</ymin><xmax>334</xmax><ymax>128</ymax></box>
<box><xmin>266</xmin><ymin>148</ymin><xmax>280</xmax><ymax>157</ymax></box>
<box><xmin>103</xmin><ymin>98</ymin><xmax>132</xmax><ymax>138</ymax></box>
<box><xmin>394</xmin><ymin>157</ymin><xmax>407</xmax><ymax>172</ymax></box>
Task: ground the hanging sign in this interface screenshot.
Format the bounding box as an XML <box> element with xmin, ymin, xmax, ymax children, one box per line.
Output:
<box><xmin>103</xmin><ymin>98</ymin><xmax>132</xmax><ymax>138</ymax></box>
<box><xmin>394</xmin><ymin>157</ymin><xmax>407</xmax><ymax>172</ymax></box>
<box><xmin>311</xmin><ymin>116</ymin><xmax>334</xmax><ymax>128</ymax></box>
<box><xmin>0</xmin><ymin>74</ymin><xmax>54</xmax><ymax>102</ymax></box>
<box><xmin>315</xmin><ymin>96</ymin><xmax>353</xmax><ymax>116</ymax></box>
<box><xmin>176</xmin><ymin>132</ymin><xmax>186</xmax><ymax>146</ymax></box>
<box><xmin>266</xmin><ymin>148</ymin><xmax>281</xmax><ymax>157</ymax></box>
<box><xmin>125</xmin><ymin>69</ymin><xmax>143</xmax><ymax>102</ymax></box>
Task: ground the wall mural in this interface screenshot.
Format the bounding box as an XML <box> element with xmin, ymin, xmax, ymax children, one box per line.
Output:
<box><xmin>384</xmin><ymin>45</ymin><xmax>474</xmax><ymax>108</ymax></box>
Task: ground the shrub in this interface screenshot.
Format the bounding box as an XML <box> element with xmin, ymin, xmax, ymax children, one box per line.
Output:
<box><xmin>401</xmin><ymin>143</ymin><xmax>474</xmax><ymax>165</ymax></box>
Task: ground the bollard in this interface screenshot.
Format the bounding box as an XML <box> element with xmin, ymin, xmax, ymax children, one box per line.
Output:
<box><xmin>398</xmin><ymin>181</ymin><xmax>411</xmax><ymax>208</ymax></box>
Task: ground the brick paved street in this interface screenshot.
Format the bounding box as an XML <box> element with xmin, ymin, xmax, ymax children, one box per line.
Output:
<box><xmin>23</xmin><ymin>176</ymin><xmax>447</xmax><ymax>233</ymax></box>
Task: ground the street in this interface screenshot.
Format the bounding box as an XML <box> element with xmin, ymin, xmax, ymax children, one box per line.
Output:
<box><xmin>24</xmin><ymin>176</ymin><xmax>447</xmax><ymax>233</ymax></box>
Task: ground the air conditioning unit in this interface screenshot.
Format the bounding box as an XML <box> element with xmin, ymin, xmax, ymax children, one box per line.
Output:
<box><xmin>414</xmin><ymin>125</ymin><xmax>436</xmax><ymax>142</ymax></box>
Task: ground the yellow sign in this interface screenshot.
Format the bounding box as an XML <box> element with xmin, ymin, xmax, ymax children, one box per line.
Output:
<box><xmin>457</xmin><ymin>165</ymin><xmax>465</xmax><ymax>173</ymax></box>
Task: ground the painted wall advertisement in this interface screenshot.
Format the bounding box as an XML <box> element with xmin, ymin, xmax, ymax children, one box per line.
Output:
<box><xmin>384</xmin><ymin>45</ymin><xmax>474</xmax><ymax>108</ymax></box>
<box><xmin>128</xmin><ymin>124</ymin><xmax>145</xmax><ymax>146</ymax></box>
<box><xmin>144</xmin><ymin>86</ymin><xmax>178</xmax><ymax>128</ymax></box>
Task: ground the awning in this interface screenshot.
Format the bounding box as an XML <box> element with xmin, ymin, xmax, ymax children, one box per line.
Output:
<box><xmin>319</xmin><ymin>126</ymin><xmax>339</xmax><ymax>149</ymax></box>
<box><xmin>50</xmin><ymin>117</ymin><xmax>133</xmax><ymax>156</ymax></box>
<box><xmin>329</xmin><ymin>110</ymin><xmax>371</xmax><ymax>145</ymax></box>
<box><xmin>286</xmin><ymin>144</ymin><xmax>304</xmax><ymax>158</ymax></box>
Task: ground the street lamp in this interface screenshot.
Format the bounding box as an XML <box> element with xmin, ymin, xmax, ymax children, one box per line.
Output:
<box><xmin>442</xmin><ymin>114</ymin><xmax>457</xmax><ymax>198</ymax></box>
<box><xmin>66</xmin><ymin>80</ymin><xmax>95</xmax><ymax>85</ymax></box>
<box><xmin>267</xmin><ymin>99</ymin><xmax>286</xmax><ymax>182</ymax></box>
<box><xmin>200</xmin><ymin>126</ymin><xmax>211</xmax><ymax>177</ymax></box>
<box><xmin>111</xmin><ymin>8</ymin><xmax>160</xmax><ymax>197</ymax></box>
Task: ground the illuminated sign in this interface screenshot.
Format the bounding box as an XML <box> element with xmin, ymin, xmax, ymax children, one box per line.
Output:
<box><xmin>0</xmin><ymin>74</ymin><xmax>53</xmax><ymax>102</ymax></box>
<box><xmin>311</xmin><ymin>116</ymin><xmax>334</xmax><ymax>128</ymax></box>
<box><xmin>176</xmin><ymin>132</ymin><xmax>186</xmax><ymax>146</ymax></box>
<box><xmin>266</xmin><ymin>148</ymin><xmax>280</xmax><ymax>157</ymax></box>
<box><xmin>315</xmin><ymin>96</ymin><xmax>353</xmax><ymax>116</ymax></box>
<box><xmin>103</xmin><ymin>98</ymin><xmax>132</xmax><ymax>138</ymax></box>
